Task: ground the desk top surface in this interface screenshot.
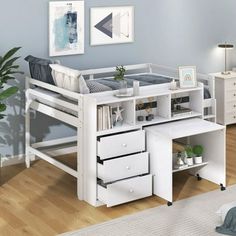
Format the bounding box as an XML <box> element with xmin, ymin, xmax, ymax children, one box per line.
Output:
<box><xmin>145</xmin><ymin>118</ymin><xmax>225</xmax><ymax>139</ymax></box>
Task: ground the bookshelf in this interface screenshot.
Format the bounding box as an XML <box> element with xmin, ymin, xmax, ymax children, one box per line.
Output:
<box><xmin>95</xmin><ymin>84</ymin><xmax>204</xmax><ymax>134</ymax></box>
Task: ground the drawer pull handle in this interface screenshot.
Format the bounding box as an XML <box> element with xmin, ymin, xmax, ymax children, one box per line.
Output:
<box><xmin>126</xmin><ymin>166</ymin><xmax>131</xmax><ymax>170</ymax></box>
<box><xmin>234</xmin><ymin>105</ymin><xmax>236</xmax><ymax>108</ymax></box>
<box><xmin>234</xmin><ymin>94</ymin><xmax>236</xmax><ymax>97</ymax></box>
<box><xmin>234</xmin><ymin>116</ymin><xmax>236</xmax><ymax>119</ymax></box>
<box><xmin>234</xmin><ymin>83</ymin><xmax>236</xmax><ymax>86</ymax></box>
<box><xmin>122</xmin><ymin>143</ymin><xmax>127</xmax><ymax>147</ymax></box>
<box><xmin>129</xmin><ymin>189</ymin><xmax>134</xmax><ymax>193</ymax></box>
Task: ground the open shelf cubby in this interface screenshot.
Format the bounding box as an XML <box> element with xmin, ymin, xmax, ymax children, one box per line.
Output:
<box><xmin>97</xmin><ymin>100</ymin><xmax>135</xmax><ymax>132</ymax></box>
<box><xmin>171</xmin><ymin>88</ymin><xmax>203</xmax><ymax>120</ymax></box>
<box><xmin>135</xmin><ymin>95</ymin><xmax>170</xmax><ymax>125</ymax></box>
<box><xmin>95</xmin><ymin>85</ymin><xmax>204</xmax><ymax>135</ymax></box>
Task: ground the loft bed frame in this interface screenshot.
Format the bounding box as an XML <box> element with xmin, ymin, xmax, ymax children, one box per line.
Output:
<box><xmin>25</xmin><ymin>63</ymin><xmax>216</xmax><ymax>206</ymax></box>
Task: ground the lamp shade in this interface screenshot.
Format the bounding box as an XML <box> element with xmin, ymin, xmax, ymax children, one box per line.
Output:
<box><xmin>218</xmin><ymin>43</ymin><xmax>234</xmax><ymax>49</ymax></box>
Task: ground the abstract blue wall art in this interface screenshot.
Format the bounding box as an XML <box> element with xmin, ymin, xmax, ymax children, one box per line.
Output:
<box><xmin>49</xmin><ymin>1</ymin><xmax>84</xmax><ymax>56</ymax></box>
<box><xmin>91</xmin><ymin>6</ymin><xmax>134</xmax><ymax>46</ymax></box>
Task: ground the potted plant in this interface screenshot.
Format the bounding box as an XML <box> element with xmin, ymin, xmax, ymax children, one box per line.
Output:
<box><xmin>185</xmin><ymin>145</ymin><xmax>194</xmax><ymax>166</ymax></box>
<box><xmin>114</xmin><ymin>65</ymin><xmax>127</xmax><ymax>95</ymax></box>
<box><xmin>193</xmin><ymin>145</ymin><xmax>204</xmax><ymax>164</ymax></box>
<box><xmin>0</xmin><ymin>47</ymin><xmax>23</xmax><ymax>120</ymax></box>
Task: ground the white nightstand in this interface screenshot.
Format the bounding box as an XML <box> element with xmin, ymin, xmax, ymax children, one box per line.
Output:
<box><xmin>213</xmin><ymin>72</ymin><xmax>236</xmax><ymax>125</ymax></box>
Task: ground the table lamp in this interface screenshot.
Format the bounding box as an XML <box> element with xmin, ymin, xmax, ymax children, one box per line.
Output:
<box><xmin>218</xmin><ymin>42</ymin><xmax>234</xmax><ymax>75</ymax></box>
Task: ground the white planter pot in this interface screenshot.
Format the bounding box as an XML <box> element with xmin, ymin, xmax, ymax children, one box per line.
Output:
<box><xmin>194</xmin><ymin>156</ymin><xmax>203</xmax><ymax>164</ymax></box>
<box><xmin>186</xmin><ymin>157</ymin><xmax>193</xmax><ymax>166</ymax></box>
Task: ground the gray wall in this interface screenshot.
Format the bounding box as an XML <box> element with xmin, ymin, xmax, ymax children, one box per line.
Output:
<box><xmin>0</xmin><ymin>0</ymin><xmax>236</xmax><ymax>158</ymax></box>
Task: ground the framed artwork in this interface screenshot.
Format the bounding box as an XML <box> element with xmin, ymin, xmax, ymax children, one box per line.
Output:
<box><xmin>49</xmin><ymin>1</ymin><xmax>84</xmax><ymax>57</ymax></box>
<box><xmin>90</xmin><ymin>6</ymin><xmax>134</xmax><ymax>46</ymax></box>
<box><xmin>179</xmin><ymin>66</ymin><xmax>197</xmax><ymax>88</ymax></box>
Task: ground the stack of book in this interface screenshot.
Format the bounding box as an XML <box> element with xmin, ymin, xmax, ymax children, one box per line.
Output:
<box><xmin>171</xmin><ymin>107</ymin><xmax>192</xmax><ymax>117</ymax></box>
<box><xmin>97</xmin><ymin>105</ymin><xmax>113</xmax><ymax>131</ymax></box>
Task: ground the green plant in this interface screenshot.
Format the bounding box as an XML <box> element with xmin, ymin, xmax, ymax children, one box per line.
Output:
<box><xmin>0</xmin><ymin>47</ymin><xmax>23</xmax><ymax>119</ymax></box>
<box><xmin>185</xmin><ymin>145</ymin><xmax>194</xmax><ymax>158</ymax></box>
<box><xmin>193</xmin><ymin>145</ymin><xmax>204</xmax><ymax>157</ymax></box>
<box><xmin>114</xmin><ymin>65</ymin><xmax>126</xmax><ymax>81</ymax></box>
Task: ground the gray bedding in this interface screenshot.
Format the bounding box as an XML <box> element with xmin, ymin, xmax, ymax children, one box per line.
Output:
<box><xmin>216</xmin><ymin>207</ymin><xmax>236</xmax><ymax>235</ymax></box>
<box><xmin>95</xmin><ymin>74</ymin><xmax>211</xmax><ymax>99</ymax></box>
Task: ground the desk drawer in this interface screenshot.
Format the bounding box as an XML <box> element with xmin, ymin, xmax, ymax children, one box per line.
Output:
<box><xmin>225</xmin><ymin>90</ymin><xmax>236</xmax><ymax>102</ymax></box>
<box><xmin>225</xmin><ymin>78</ymin><xmax>236</xmax><ymax>91</ymax></box>
<box><xmin>226</xmin><ymin>112</ymin><xmax>236</xmax><ymax>124</ymax></box>
<box><xmin>97</xmin><ymin>174</ymin><xmax>152</xmax><ymax>207</ymax></box>
<box><xmin>226</xmin><ymin>101</ymin><xmax>236</xmax><ymax>112</ymax></box>
<box><xmin>97</xmin><ymin>130</ymin><xmax>145</xmax><ymax>160</ymax></box>
<box><xmin>98</xmin><ymin>152</ymin><xmax>149</xmax><ymax>183</ymax></box>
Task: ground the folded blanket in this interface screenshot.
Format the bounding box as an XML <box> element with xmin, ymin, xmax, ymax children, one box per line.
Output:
<box><xmin>216</xmin><ymin>207</ymin><xmax>236</xmax><ymax>235</ymax></box>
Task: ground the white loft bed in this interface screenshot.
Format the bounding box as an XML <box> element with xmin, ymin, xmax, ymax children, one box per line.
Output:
<box><xmin>25</xmin><ymin>63</ymin><xmax>217</xmax><ymax>206</ymax></box>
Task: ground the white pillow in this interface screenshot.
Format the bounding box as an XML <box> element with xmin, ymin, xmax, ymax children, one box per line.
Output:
<box><xmin>49</xmin><ymin>64</ymin><xmax>89</xmax><ymax>94</ymax></box>
<box><xmin>216</xmin><ymin>201</ymin><xmax>236</xmax><ymax>222</ymax></box>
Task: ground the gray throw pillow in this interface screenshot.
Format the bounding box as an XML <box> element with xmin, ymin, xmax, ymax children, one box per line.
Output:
<box><xmin>25</xmin><ymin>55</ymin><xmax>55</xmax><ymax>85</ymax></box>
<box><xmin>86</xmin><ymin>80</ymin><xmax>112</xmax><ymax>93</ymax></box>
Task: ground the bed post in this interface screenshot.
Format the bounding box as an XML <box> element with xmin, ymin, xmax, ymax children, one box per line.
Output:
<box><xmin>77</xmin><ymin>95</ymin><xmax>84</xmax><ymax>200</ymax></box>
<box><xmin>25</xmin><ymin>77</ymin><xmax>31</xmax><ymax>168</ymax></box>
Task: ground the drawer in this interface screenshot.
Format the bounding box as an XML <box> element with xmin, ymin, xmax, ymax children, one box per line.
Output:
<box><xmin>225</xmin><ymin>90</ymin><xmax>236</xmax><ymax>102</ymax></box>
<box><xmin>97</xmin><ymin>174</ymin><xmax>152</xmax><ymax>207</ymax></box>
<box><xmin>225</xmin><ymin>78</ymin><xmax>236</xmax><ymax>91</ymax></box>
<box><xmin>98</xmin><ymin>152</ymin><xmax>149</xmax><ymax>183</ymax></box>
<box><xmin>225</xmin><ymin>101</ymin><xmax>236</xmax><ymax>112</ymax></box>
<box><xmin>226</xmin><ymin>112</ymin><xmax>236</xmax><ymax>125</ymax></box>
<box><xmin>97</xmin><ymin>130</ymin><xmax>145</xmax><ymax>160</ymax></box>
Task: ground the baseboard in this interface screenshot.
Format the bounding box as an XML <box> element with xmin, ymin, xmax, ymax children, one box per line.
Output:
<box><xmin>1</xmin><ymin>154</ymin><xmax>25</xmax><ymax>167</ymax></box>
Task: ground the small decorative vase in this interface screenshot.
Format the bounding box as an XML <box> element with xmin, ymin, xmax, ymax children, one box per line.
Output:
<box><xmin>194</xmin><ymin>156</ymin><xmax>203</xmax><ymax>164</ymax></box>
<box><xmin>119</xmin><ymin>80</ymin><xmax>127</xmax><ymax>95</ymax></box>
<box><xmin>186</xmin><ymin>157</ymin><xmax>194</xmax><ymax>166</ymax></box>
<box><xmin>137</xmin><ymin>115</ymin><xmax>144</xmax><ymax>121</ymax></box>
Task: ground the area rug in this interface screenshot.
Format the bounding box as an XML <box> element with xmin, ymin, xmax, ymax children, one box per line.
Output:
<box><xmin>60</xmin><ymin>185</ymin><xmax>236</xmax><ymax>236</ymax></box>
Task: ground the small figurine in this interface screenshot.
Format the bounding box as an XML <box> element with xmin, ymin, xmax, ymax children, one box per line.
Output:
<box><xmin>136</xmin><ymin>100</ymin><xmax>144</xmax><ymax>122</ymax></box>
<box><xmin>145</xmin><ymin>97</ymin><xmax>155</xmax><ymax>121</ymax></box>
<box><xmin>114</xmin><ymin>106</ymin><xmax>124</xmax><ymax>126</ymax></box>
<box><xmin>174</xmin><ymin>152</ymin><xmax>187</xmax><ymax>170</ymax></box>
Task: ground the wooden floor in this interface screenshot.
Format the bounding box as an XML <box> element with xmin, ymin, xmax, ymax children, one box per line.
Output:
<box><xmin>0</xmin><ymin>125</ymin><xmax>235</xmax><ymax>236</ymax></box>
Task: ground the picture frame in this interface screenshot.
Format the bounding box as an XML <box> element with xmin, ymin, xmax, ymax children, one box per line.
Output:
<box><xmin>179</xmin><ymin>66</ymin><xmax>197</xmax><ymax>88</ymax></box>
<box><xmin>49</xmin><ymin>1</ymin><xmax>84</xmax><ymax>57</ymax></box>
<box><xmin>90</xmin><ymin>6</ymin><xmax>134</xmax><ymax>46</ymax></box>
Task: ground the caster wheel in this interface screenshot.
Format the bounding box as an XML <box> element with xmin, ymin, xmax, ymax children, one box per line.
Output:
<box><xmin>167</xmin><ymin>201</ymin><xmax>172</xmax><ymax>207</ymax></box>
<box><xmin>220</xmin><ymin>184</ymin><xmax>226</xmax><ymax>191</ymax></box>
<box><xmin>197</xmin><ymin>174</ymin><xmax>202</xmax><ymax>181</ymax></box>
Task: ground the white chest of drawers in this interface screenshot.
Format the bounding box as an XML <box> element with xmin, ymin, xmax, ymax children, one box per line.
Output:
<box><xmin>97</xmin><ymin>130</ymin><xmax>152</xmax><ymax>207</ymax></box>
<box><xmin>214</xmin><ymin>72</ymin><xmax>236</xmax><ymax>125</ymax></box>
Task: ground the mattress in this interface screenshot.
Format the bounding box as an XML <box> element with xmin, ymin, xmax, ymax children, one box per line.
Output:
<box><xmin>32</xmin><ymin>73</ymin><xmax>211</xmax><ymax>116</ymax></box>
<box><xmin>96</xmin><ymin>74</ymin><xmax>211</xmax><ymax>99</ymax></box>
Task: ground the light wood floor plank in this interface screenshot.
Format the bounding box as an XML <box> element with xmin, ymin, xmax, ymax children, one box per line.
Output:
<box><xmin>0</xmin><ymin>125</ymin><xmax>235</xmax><ymax>235</ymax></box>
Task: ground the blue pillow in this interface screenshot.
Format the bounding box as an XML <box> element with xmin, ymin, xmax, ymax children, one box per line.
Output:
<box><xmin>25</xmin><ymin>55</ymin><xmax>55</xmax><ymax>85</ymax></box>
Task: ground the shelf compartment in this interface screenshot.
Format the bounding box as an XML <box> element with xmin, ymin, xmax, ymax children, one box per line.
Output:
<box><xmin>135</xmin><ymin>95</ymin><xmax>170</xmax><ymax>125</ymax></box>
<box><xmin>172</xmin><ymin>162</ymin><xmax>208</xmax><ymax>173</ymax></box>
<box><xmin>171</xmin><ymin>88</ymin><xmax>203</xmax><ymax>120</ymax></box>
<box><xmin>97</xmin><ymin>100</ymin><xmax>135</xmax><ymax>132</ymax></box>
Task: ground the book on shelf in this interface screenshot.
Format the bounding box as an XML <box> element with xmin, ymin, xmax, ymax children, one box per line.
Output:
<box><xmin>97</xmin><ymin>105</ymin><xmax>113</xmax><ymax>131</ymax></box>
<box><xmin>171</xmin><ymin>107</ymin><xmax>192</xmax><ymax>117</ymax></box>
